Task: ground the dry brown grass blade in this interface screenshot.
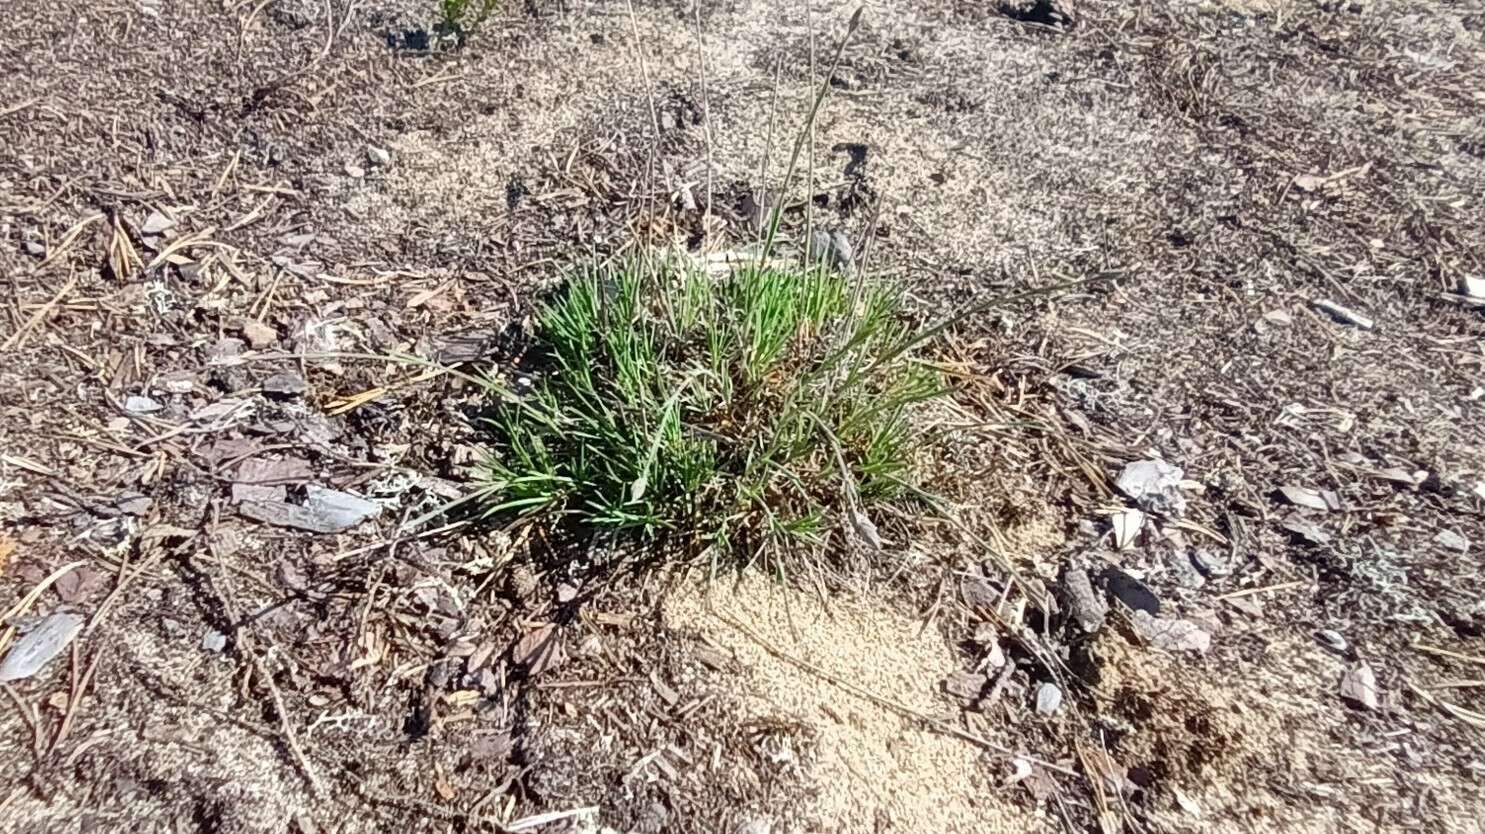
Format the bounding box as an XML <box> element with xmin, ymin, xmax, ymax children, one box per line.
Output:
<box><xmin>692</xmin><ymin>1</ymin><xmax>715</xmax><ymax>228</ymax></box>
<box><xmin>106</xmin><ymin>212</ymin><xmax>142</xmax><ymax>279</ymax></box>
<box><xmin>1412</xmin><ymin>642</ymin><xmax>1485</xmax><ymax>668</ymax></box>
<box><xmin>1</xmin><ymin>275</ymin><xmax>78</xmax><ymax>352</ymax></box>
<box><xmin>33</xmin><ymin>213</ymin><xmax>105</xmax><ymax>273</ymax></box>
<box><xmin>324</xmin><ymin>368</ymin><xmax>441</xmax><ymax>415</ymax></box>
<box><xmin>144</xmin><ymin>225</ymin><xmax>219</xmax><ymax>271</ymax></box>
<box><xmin>1406</xmin><ymin>681</ymin><xmax>1485</xmax><ymax>729</ymax></box>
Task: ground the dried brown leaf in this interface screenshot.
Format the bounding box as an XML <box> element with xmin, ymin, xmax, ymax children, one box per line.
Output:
<box><xmin>511</xmin><ymin>624</ymin><xmax>564</xmax><ymax>677</ymax></box>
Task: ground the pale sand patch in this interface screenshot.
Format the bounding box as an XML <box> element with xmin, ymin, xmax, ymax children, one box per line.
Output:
<box><xmin>662</xmin><ymin>571</ymin><xmax>1042</xmax><ymax>834</ymax></box>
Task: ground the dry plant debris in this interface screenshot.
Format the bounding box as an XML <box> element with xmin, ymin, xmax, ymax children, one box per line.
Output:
<box><xmin>0</xmin><ymin>0</ymin><xmax>1482</xmax><ymax>831</ymax></box>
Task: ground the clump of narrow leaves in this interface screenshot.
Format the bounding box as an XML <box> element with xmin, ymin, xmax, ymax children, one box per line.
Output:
<box><xmin>473</xmin><ymin>255</ymin><xmax>947</xmax><ymax>562</ymax></box>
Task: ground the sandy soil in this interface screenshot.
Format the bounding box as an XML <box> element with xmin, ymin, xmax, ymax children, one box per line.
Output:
<box><xmin>2</xmin><ymin>0</ymin><xmax>1483</xmax><ymax>832</ymax></box>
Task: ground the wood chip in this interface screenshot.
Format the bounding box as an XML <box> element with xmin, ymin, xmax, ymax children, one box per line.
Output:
<box><xmin>1282</xmin><ymin>512</ymin><xmax>1331</xmax><ymax>545</ymax></box>
<box><xmin>511</xmin><ymin>625</ymin><xmax>563</xmax><ymax>677</ymax></box>
<box><xmin>232</xmin><ymin>456</ymin><xmax>313</xmax><ymax>503</ymax></box>
<box><xmin>239</xmin><ymin>319</ymin><xmax>279</xmax><ymax>349</ymax></box>
<box><xmin>1131</xmin><ymin>610</ymin><xmax>1211</xmax><ymax>653</ymax></box>
<box><xmin>1279</xmin><ymin>485</ymin><xmax>1330</xmax><ymax>511</ymax></box>
<box><xmin>1311</xmin><ymin>298</ymin><xmax>1374</xmax><ymax>329</ymax></box>
<box><xmin>468</xmin><ymin>729</ymin><xmax>513</xmax><ymax>762</ymax></box>
<box><xmin>650</xmin><ymin>671</ymin><xmax>680</xmax><ymax>707</ymax></box>
<box><xmin>943</xmin><ymin>670</ymin><xmax>990</xmax><ymax>704</ymax></box>
<box><xmin>1113</xmin><ymin>508</ymin><xmax>1145</xmax><ymax>549</ymax></box>
<box><xmin>1060</xmin><ymin>567</ymin><xmax>1107</xmax><ymax>634</ymax></box>
<box><xmin>693</xmin><ymin>644</ymin><xmax>731</xmax><ymax>671</ymax></box>
<box><xmin>1340</xmin><ymin>662</ymin><xmax>1380</xmax><ymax>711</ymax></box>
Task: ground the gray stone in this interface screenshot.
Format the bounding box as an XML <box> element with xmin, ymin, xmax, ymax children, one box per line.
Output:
<box><xmin>240</xmin><ymin>485</ymin><xmax>380</xmax><ymax>534</ymax></box>
<box><xmin>1116</xmin><ymin>459</ymin><xmax>1187</xmax><ymax>515</ymax></box>
<box><xmin>1034</xmin><ymin>682</ymin><xmax>1063</xmax><ymax>715</ymax></box>
<box><xmin>262</xmin><ymin>372</ymin><xmax>309</xmax><ymax>399</ymax></box>
<box><xmin>141</xmin><ymin>211</ymin><xmax>175</xmax><ymax>235</ymax></box>
<box><xmin>1434</xmin><ymin>529</ymin><xmax>1470</xmax><ymax>553</ymax></box>
<box><xmin>125</xmin><ymin>395</ymin><xmax>163</xmax><ymax>414</ymax></box>
<box><xmin>0</xmin><ymin>612</ymin><xmax>85</xmax><ymax>681</ymax></box>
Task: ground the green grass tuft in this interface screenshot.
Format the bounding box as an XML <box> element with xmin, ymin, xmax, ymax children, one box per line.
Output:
<box><xmin>473</xmin><ymin>255</ymin><xmax>948</xmax><ymax>562</ymax></box>
<box><xmin>438</xmin><ymin>0</ymin><xmax>500</xmax><ymax>45</ymax></box>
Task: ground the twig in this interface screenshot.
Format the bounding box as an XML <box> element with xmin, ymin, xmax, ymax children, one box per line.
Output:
<box><xmin>2</xmin><ymin>683</ymin><xmax>44</xmax><ymax>758</ymax></box>
<box><xmin>759</xmin><ymin>6</ymin><xmax>865</xmax><ymax>262</ymax></box>
<box><xmin>1406</xmin><ymin>680</ymin><xmax>1485</xmax><ymax>729</ymax></box>
<box><xmin>46</xmin><ymin>531</ymin><xmax>175</xmax><ymax>753</ymax></box>
<box><xmin>507</xmin><ymin>806</ymin><xmax>601</xmax><ymax>831</ymax></box>
<box><xmin>0</xmin><ymin>560</ymin><xmax>86</xmax><ymax>654</ymax></box>
<box><xmin>211</xmin><ymin>150</ymin><xmax>241</xmax><ymax>198</ymax></box>
<box><xmin>331</xmin><ymin>519</ymin><xmax>470</xmax><ymax>563</ymax></box>
<box><xmin>692</xmin><ymin>2</ymin><xmax>715</xmax><ymax>227</ymax></box>
<box><xmin>1412</xmin><ymin>643</ymin><xmax>1485</xmax><ymax>668</ymax></box>
<box><xmin>869</xmin><ymin>271</ymin><xmax>1124</xmax><ymax>373</ymax></box>
<box><xmin>410</xmin><ymin>71</ymin><xmax>469</xmax><ymax>89</ymax></box>
<box><xmin>1431</xmin><ymin>680</ymin><xmax>1485</xmax><ymax>690</ymax></box>
<box><xmin>624</xmin><ymin>0</ymin><xmax>662</xmax><ymax>235</ymax></box>
<box><xmin>1214</xmin><ymin>579</ymin><xmax>1309</xmax><ymax>600</ymax></box>
<box><xmin>50</xmin><ymin>646</ymin><xmax>104</xmax><ymax>755</ymax></box>
<box><xmin>2</xmin><ymin>275</ymin><xmax>78</xmax><ymax>351</ymax></box>
<box><xmin>205</xmin><ymin>524</ymin><xmax>327</xmax><ymax>798</ymax></box>
<box><xmin>0</xmin><ymin>98</ymin><xmax>39</xmax><ymax>119</ymax></box>
<box><xmin>250</xmin><ymin>647</ymin><xmax>326</xmax><ymax>796</ymax></box>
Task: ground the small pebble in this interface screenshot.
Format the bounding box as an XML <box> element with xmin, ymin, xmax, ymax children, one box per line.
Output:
<box><xmin>262</xmin><ymin>372</ymin><xmax>309</xmax><ymax>399</ymax></box>
<box><xmin>1434</xmin><ymin>530</ymin><xmax>1470</xmax><ymax>553</ymax></box>
<box><xmin>125</xmin><ymin>395</ymin><xmax>163</xmax><ymax>414</ymax></box>
<box><xmin>239</xmin><ymin>320</ymin><xmax>278</xmax><ymax>350</ymax></box>
<box><xmin>1034</xmin><ymin>682</ymin><xmax>1063</xmax><ymax>715</ymax></box>
<box><xmin>1316</xmin><ymin>629</ymin><xmax>1348</xmax><ymax>653</ymax></box>
<box><xmin>201</xmin><ymin>630</ymin><xmax>227</xmax><ymax>652</ymax></box>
